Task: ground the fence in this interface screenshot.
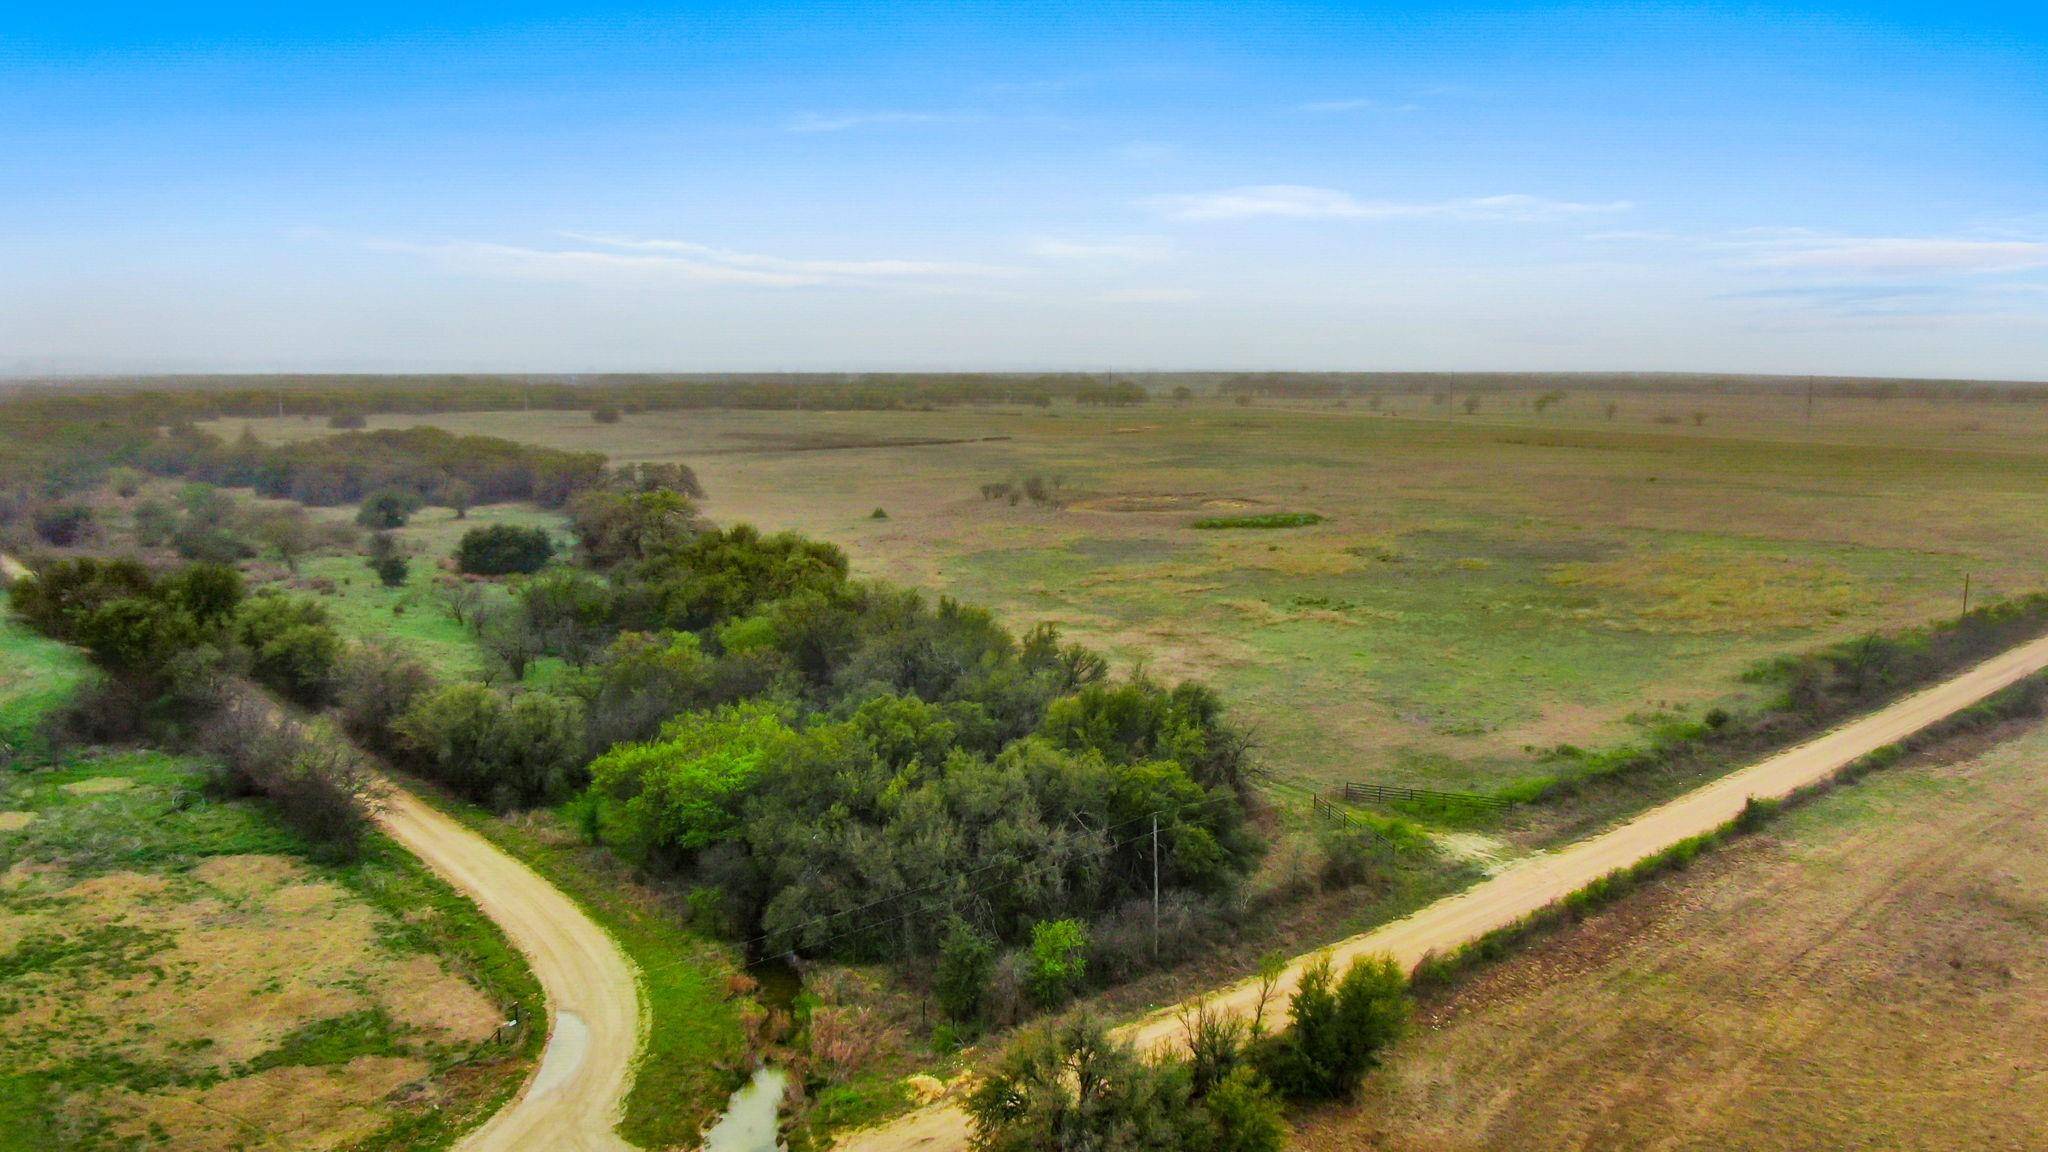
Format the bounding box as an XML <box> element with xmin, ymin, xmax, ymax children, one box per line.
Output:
<box><xmin>1342</xmin><ymin>781</ymin><xmax>1512</xmax><ymax>811</ymax></box>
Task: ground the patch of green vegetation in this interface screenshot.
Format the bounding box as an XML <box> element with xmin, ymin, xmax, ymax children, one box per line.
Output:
<box><xmin>292</xmin><ymin>554</ymin><xmax>496</xmax><ymax>679</ymax></box>
<box><xmin>1190</xmin><ymin>511</ymin><xmax>1323</xmax><ymax>529</ymax></box>
<box><xmin>0</xmin><ymin>589</ymin><xmax>92</xmax><ymax>752</ymax></box>
<box><xmin>243</xmin><ymin>1008</ymin><xmax>406</xmax><ymax>1073</ymax></box>
<box><xmin>402</xmin><ymin>781</ymin><xmax>752</xmax><ymax>1147</ymax></box>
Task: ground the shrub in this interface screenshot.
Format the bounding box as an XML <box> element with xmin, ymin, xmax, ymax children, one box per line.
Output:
<box><xmin>32</xmin><ymin>502</ymin><xmax>95</xmax><ymax>546</ymax></box>
<box><xmin>197</xmin><ymin>692</ymin><xmax>370</xmax><ymax>859</ymax></box>
<box><xmin>455</xmin><ymin>524</ymin><xmax>556</xmax><ymax>576</ymax></box>
<box><xmin>356</xmin><ymin>488</ymin><xmax>423</xmax><ymax>529</ymax></box>
<box><xmin>234</xmin><ymin>593</ymin><xmax>342</xmax><ymax>705</ymax></box>
<box><xmin>328</xmin><ymin>412</ymin><xmax>369</xmax><ymax>430</ymax></box>
<box><xmin>936</xmin><ymin>918</ymin><xmax>998</xmax><ymax>1024</ymax></box>
<box><xmin>1251</xmin><ymin>955</ymin><xmax>1408</xmax><ymax>1100</ymax></box>
<box><xmin>334</xmin><ymin>641</ymin><xmax>436</xmax><ymax>755</ymax></box>
<box><xmin>396</xmin><ymin>683</ymin><xmax>588</xmax><ymax>809</ymax></box>
<box><xmin>592</xmin><ymin>405</ymin><xmax>622</xmax><ymax>424</ymax></box>
<box><xmin>366</xmin><ymin>531</ymin><xmax>410</xmax><ymax>587</ymax></box>
<box><xmin>1316</xmin><ymin>824</ymin><xmax>1382</xmax><ymax>890</ymax></box>
<box><xmin>968</xmin><ymin>1015</ymin><xmax>1284</xmax><ymax>1152</ymax></box>
<box><xmin>1026</xmin><ymin>918</ymin><xmax>1089</xmax><ymax>1007</ymax></box>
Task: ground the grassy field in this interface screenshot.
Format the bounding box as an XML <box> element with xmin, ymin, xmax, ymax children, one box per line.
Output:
<box><xmin>285</xmin><ymin>503</ymin><xmax>571</xmax><ymax>680</ymax></box>
<box><xmin>1292</xmin><ymin>713</ymin><xmax>2048</xmax><ymax>1151</ymax></box>
<box><xmin>0</xmin><ymin>604</ymin><xmax>543</xmax><ymax>1152</ymax></box>
<box><xmin>210</xmin><ymin>389</ymin><xmax>2048</xmax><ymax>798</ymax></box>
<box><xmin>0</xmin><ymin>589</ymin><xmax>91</xmax><ymax>754</ymax></box>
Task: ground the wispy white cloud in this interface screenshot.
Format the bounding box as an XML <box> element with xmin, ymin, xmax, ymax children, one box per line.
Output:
<box><xmin>375</xmin><ymin>234</ymin><xmax>1018</xmax><ymax>288</ymax></box>
<box><xmin>1738</xmin><ymin>237</ymin><xmax>2048</xmax><ymax>275</ymax></box>
<box><xmin>1150</xmin><ymin>185</ymin><xmax>1631</xmax><ymax>222</ymax></box>
<box><xmin>784</xmin><ymin>110</ymin><xmax>967</xmax><ymax>133</ymax></box>
<box><xmin>1094</xmin><ymin>287</ymin><xmax>1199</xmax><ymax>304</ymax></box>
<box><xmin>369</xmin><ymin>239</ymin><xmax>821</xmax><ymax>286</ymax></box>
<box><xmin>563</xmin><ymin>233</ymin><xmax>1016</xmax><ymax>278</ymax></box>
<box><xmin>1025</xmin><ymin>236</ymin><xmax>1173</xmax><ymax>262</ymax></box>
<box><xmin>1293</xmin><ymin>98</ymin><xmax>1420</xmax><ymax>114</ymax></box>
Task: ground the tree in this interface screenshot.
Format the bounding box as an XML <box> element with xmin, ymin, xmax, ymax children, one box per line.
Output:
<box><xmin>438</xmin><ymin>577</ymin><xmax>487</xmax><ymax>628</ymax></box>
<box><xmin>438</xmin><ymin>478</ymin><xmax>477</xmax><ymax>520</ymax></box>
<box><xmin>366</xmin><ymin>531</ymin><xmax>410</xmax><ymax>588</ymax></box>
<box><xmin>587</xmin><ymin>701</ymin><xmax>791</xmax><ymax>865</ymax></box>
<box><xmin>455</xmin><ymin>524</ymin><xmax>555</xmax><ymax>576</ymax></box>
<box><xmin>253</xmin><ymin>506</ymin><xmax>315</xmax><ymax>572</ymax></box>
<box><xmin>133</xmin><ymin>499</ymin><xmax>178</xmax><ymax>547</ymax></box>
<box><xmin>1250</xmin><ymin>951</ymin><xmax>1287</xmax><ymax>1036</ymax></box>
<box><xmin>477</xmin><ymin>604</ymin><xmax>545</xmax><ymax>682</ymax></box>
<box><xmin>937</xmin><ymin>918</ymin><xmax>999</xmax><ymax>1024</ymax></box>
<box><xmin>106</xmin><ymin>466</ymin><xmax>145</xmax><ymax>498</ymax></box>
<box><xmin>1027</xmin><ymin>919</ymin><xmax>1089</xmax><ymax>1007</ymax></box>
<box><xmin>356</xmin><ymin>488</ymin><xmax>423</xmax><ymax>529</ymax></box>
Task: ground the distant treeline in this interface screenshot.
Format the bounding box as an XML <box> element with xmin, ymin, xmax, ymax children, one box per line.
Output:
<box><xmin>1208</xmin><ymin>371</ymin><xmax>2048</xmax><ymax>401</ymax></box>
<box><xmin>1</xmin><ymin>415</ymin><xmax>603</xmax><ymax>511</ymax></box>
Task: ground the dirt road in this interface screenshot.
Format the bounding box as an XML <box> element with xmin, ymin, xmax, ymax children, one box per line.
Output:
<box><xmin>376</xmin><ymin>786</ymin><xmax>642</xmax><ymax>1152</ymax></box>
<box><xmin>837</xmin><ymin>631</ymin><xmax>2048</xmax><ymax>1152</ymax></box>
<box><xmin>0</xmin><ymin>552</ymin><xmax>30</xmax><ymax>583</ymax></box>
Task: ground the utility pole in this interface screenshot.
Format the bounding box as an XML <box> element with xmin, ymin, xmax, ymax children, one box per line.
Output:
<box><xmin>1151</xmin><ymin>814</ymin><xmax>1160</xmax><ymax>961</ymax></box>
<box><xmin>1805</xmin><ymin>376</ymin><xmax>1815</xmax><ymax>426</ymax></box>
<box><xmin>1963</xmin><ymin>572</ymin><xmax>1972</xmax><ymax>617</ymax></box>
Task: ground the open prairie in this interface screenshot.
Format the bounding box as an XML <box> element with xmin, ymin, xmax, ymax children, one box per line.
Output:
<box><xmin>1291</xmin><ymin>713</ymin><xmax>2048</xmax><ymax>1152</ymax></box>
<box><xmin>209</xmin><ymin>387</ymin><xmax>2048</xmax><ymax>794</ymax></box>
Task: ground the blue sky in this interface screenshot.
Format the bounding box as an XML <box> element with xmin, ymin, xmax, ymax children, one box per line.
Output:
<box><xmin>4</xmin><ymin>2</ymin><xmax>2045</xmax><ymax>376</ymax></box>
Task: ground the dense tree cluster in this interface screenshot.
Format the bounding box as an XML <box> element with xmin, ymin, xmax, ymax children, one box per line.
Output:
<box><xmin>454</xmin><ymin>523</ymin><xmax>556</xmax><ymax>575</ymax></box>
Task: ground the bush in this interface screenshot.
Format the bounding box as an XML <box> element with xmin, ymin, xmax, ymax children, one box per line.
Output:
<box><xmin>936</xmin><ymin>918</ymin><xmax>998</xmax><ymax>1024</ymax></box>
<box><xmin>1026</xmin><ymin>918</ymin><xmax>1089</xmax><ymax>1007</ymax></box>
<box><xmin>328</xmin><ymin>412</ymin><xmax>369</xmax><ymax>430</ymax></box>
<box><xmin>968</xmin><ymin>1015</ymin><xmax>1285</xmax><ymax>1152</ymax></box>
<box><xmin>334</xmin><ymin>641</ymin><xmax>436</xmax><ymax>755</ymax></box>
<box><xmin>1316</xmin><ymin>824</ymin><xmax>1382</xmax><ymax>890</ymax></box>
<box><xmin>33</xmin><ymin>502</ymin><xmax>94</xmax><ymax>546</ymax></box>
<box><xmin>356</xmin><ymin>488</ymin><xmax>424</xmax><ymax>529</ymax></box>
<box><xmin>366</xmin><ymin>531</ymin><xmax>410</xmax><ymax>587</ymax></box>
<box><xmin>234</xmin><ymin>593</ymin><xmax>342</xmax><ymax>705</ymax></box>
<box><xmin>455</xmin><ymin>524</ymin><xmax>556</xmax><ymax>576</ymax></box>
<box><xmin>592</xmin><ymin>405</ymin><xmax>622</xmax><ymax>424</ymax></box>
<box><xmin>196</xmin><ymin>691</ymin><xmax>370</xmax><ymax>859</ymax></box>
<box><xmin>1251</xmin><ymin>955</ymin><xmax>1408</xmax><ymax>1100</ymax></box>
<box><xmin>396</xmin><ymin>683</ymin><xmax>588</xmax><ymax>809</ymax></box>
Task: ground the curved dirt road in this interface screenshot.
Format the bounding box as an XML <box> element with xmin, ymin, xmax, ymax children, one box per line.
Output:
<box><xmin>377</xmin><ymin>786</ymin><xmax>642</xmax><ymax>1152</ymax></box>
<box><xmin>839</xmin><ymin>631</ymin><xmax>2048</xmax><ymax>1152</ymax></box>
<box><xmin>2</xmin><ymin>550</ymin><xmax>643</xmax><ymax>1149</ymax></box>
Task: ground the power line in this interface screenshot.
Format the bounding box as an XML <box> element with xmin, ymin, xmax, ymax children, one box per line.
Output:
<box><xmin>723</xmin><ymin>786</ymin><xmax>1248</xmax><ymax>963</ymax></box>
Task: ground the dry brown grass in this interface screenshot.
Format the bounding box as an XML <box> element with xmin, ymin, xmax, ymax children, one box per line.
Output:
<box><xmin>1291</xmin><ymin>717</ymin><xmax>2048</xmax><ymax>1152</ymax></box>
